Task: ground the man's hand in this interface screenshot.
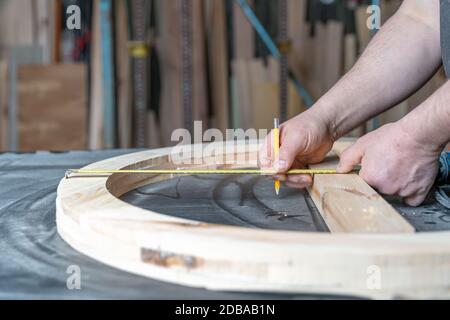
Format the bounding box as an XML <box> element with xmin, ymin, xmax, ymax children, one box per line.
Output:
<box><xmin>258</xmin><ymin>110</ymin><xmax>334</xmax><ymax>189</ymax></box>
<box><xmin>337</xmin><ymin>122</ymin><xmax>442</xmax><ymax>206</ymax></box>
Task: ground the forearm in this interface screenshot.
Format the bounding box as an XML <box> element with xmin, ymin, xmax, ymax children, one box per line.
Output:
<box><xmin>310</xmin><ymin>0</ymin><xmax>441</xmax><ymax>139</ymax></box>
<box><xmin>398</xmin><ymin>80</ymin><xmax>450</xmax><ymax>151</ymax></box>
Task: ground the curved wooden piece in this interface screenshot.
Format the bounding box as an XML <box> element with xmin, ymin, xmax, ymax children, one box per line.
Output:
<box><xmin>56</xmin><ymin>140</ymin><xmax>450</xmax><ymax>299</ymax></box>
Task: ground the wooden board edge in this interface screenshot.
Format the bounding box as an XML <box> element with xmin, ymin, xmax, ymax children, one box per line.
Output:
<box><xmin>307</xmin><ymin>140</ymin><xmax>415</xmax><ymax>233</ymax></box>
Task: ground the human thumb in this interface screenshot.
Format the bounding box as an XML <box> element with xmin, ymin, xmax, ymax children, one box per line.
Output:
<box><xmin>274</xmin><ymin>135</ymin><xmax>307</xmax><ymax>173</ymax></box>
<box><xmin>337</xmin><ymin>145</ymin><xmax>363</xmax><ymax>173</ymax></box>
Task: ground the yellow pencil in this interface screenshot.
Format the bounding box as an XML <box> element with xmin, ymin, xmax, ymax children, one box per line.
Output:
<box><xmin>273</xmin><ymin>118</ymin><xmax>280</xmax><ymax>196</ymax></box>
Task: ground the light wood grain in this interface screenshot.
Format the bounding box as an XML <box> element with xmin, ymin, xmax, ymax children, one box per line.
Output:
<box><xmin>310</xmin><ymin>140</ymin><xmax>413</xmax><ymax>233</ymax></box>
<box><xmin>115</xmin><ymin>0</ymin><xmax>132</xmax><ymax>148</ymax></box>
<box><xmin>57</xmin><ymin>139</ymin><xmax>449</xmax><ymax>299</ymax></box>
<box><xmin>309</xmin><ymin>156</ymin><xmax>414</xmax><ymax>234</ymax></box>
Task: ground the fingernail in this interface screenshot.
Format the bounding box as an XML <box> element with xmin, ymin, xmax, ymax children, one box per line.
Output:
<box><xmin>275</xmin><ymin>160</ymin><xmax>287</xmax><ymax>171</ymax></box>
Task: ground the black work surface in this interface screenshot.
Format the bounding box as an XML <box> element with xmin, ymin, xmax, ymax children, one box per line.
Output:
<box><xmin>1</xmin><ymin>150</ymin><xmax>450</xmax><ymax>299</ymax></box>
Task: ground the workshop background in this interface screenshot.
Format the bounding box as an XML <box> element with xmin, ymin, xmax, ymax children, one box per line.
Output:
<box><xmin>0</xmin><ymin>0</ymin><xmax>446</xmax><ymax>152</ymax></box>
<box><xmin>1</xmin><ymin>0</ymin><xmax>450</xmax><ymax>301</ymax></box>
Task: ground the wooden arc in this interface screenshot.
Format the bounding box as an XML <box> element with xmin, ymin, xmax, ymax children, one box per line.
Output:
<box><xmin>56</xmin><ymin>140</ymin><xmax>450</xmax><ymax>299</ymax></box>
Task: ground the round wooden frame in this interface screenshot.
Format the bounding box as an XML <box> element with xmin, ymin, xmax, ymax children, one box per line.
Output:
<box><xmin>56</xmin><ymin>141</ymin><xmax>450</xmax><ymax>299</ymax></box>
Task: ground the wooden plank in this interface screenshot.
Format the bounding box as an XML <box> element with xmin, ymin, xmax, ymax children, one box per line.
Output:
<box><xmin>115</xmin><ymin>0</ymin><xmax>132</xmax><ymax>148</ymax></box>
<box><xmin>266</xmin><ymin>58</ymin><xmax>307</xmax><ymax>119</ymax></box>
<box><xmin>205</xmin><ymin>0</ymin><xmax>229</xmax><ymax>133</ymax></box>
<box><xmin>286</xmin><ymin>80</ymin><xmax>306</xmax><ymax>119</ymax></box>
<box><xmin>7</xmin><ymin>47</ymin><xmax>43</xmax><ymax>151</ymax></box>
<box><xmin>324</xmin><ymin>21</ymin><xmax>344</xmax><ymax>92</ymax></box>
<box><xmin>99</xmin><ymin>0</ymin><xmax>116</xmax><ymax>148</ymax></box>
<box><xmin>231</xmin><ymin>59</ymin><xmax>252</xmax><ymax>129</ymax></box>
<box><xmin>249</xmin><ymin>58</ymin><xmax>305</xmax><ymax>128</ymax></box>
<box><xmin>157</xmin><ymin>0</ymin><xmax>183</xmax><ymax>146</ymax></box>
<box><xmin>344</xmin><ymin>33</ymin><xmax>366</xmax><ymax>138</ymax></box>
<box><xmin>312</xmin><ymin>22</ymin><xmax>326</xmax><ymax>98</ymax></box>
<box><xmin>147</xmin><ymin>111</ymin><xmax>161</xmax><ymax>147</ymax></box>
<box><xmin>308</xmin><ymin>143</ymin><xmax>414</xmax><ymax>234</ymax></box>
<box><xmin>35</xmin><ymin>0</ymin><xmax>54</xmax><ymax>64</ymax></box>
<box><xmin>0</xmin><ymin>0</ymin><xmax>34</xmax><ymax>46</ymax></box>
<box><xmin>88</xmin><ymin>0</ymin><xmax>103</xmax><ymax>149</ymax></box>
<box><xmin>53</xmin><ymin>0</ymin><xmax>62</xmax><ymax>63</ymax></box>
<box><xmin>157</xmin><ymin>0</ymin><xmax>209</xmax><ymax>145</ymax></box>
<box><xmin>249</xmin><ymin>58</ymin><xmax>276</xmax><ymax>130</ymax></box>
<box><xmin>191</xmin><ymin>0</ymin><xmax>209</xmax><ymax>127</ymax></box>
<box><xmin>17</xmin><ymin>64</ymin><xmax>87</xmax><ymax>151</ymax></box>
<box><xmin>344</xmin><ymin>34</ymin><xmax>357</xmax><ymax>73</ymax></box>
<box><xmin>230</xmin><ymin>76</ymin><xmax>239</xmax><ymax>128</ymax></box>
<box><xmin>232</xmin><ymin>1</ymin><xmax>254</xmax><ymax>60</ymax></box>
<box><xmin>251</xmin><ymin>83</ymin><xmax>278</xmax><ymax>130</ymax></box>
<box><xmin>46</xmin><ymin>0</ymin><xmax>57</xmax><ymax>63</ymax></box>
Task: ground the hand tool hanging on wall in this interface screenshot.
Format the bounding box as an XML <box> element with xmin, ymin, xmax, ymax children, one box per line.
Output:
<box><xmin>253</xmin><ymin>0</ymin><xmax>277</xmax><ymax>58</ymax></box>
<box><xmin>148</xmin><ymin>0</ymin><xmax>161</xmax><ymax>123</ymax></box>
<box><xmin>181</xmin><ymin>0</ymin><xmax>193</xmax><ymax>134</ymax></box>
<box><xmin>235</xmin><ymin>0</ymin><xmax>314</xmax><ymax>108</ymax></box>
<box><xmin>128</xmin><ymin>0</ymin><xmax>149</xmax><ymax>147</ymax></box>
<box><xmin>99</xmin><ymin>0</ymin><xmax>116</xmax><ymax>148</ymax></box>
<box><xmin>278</xmin><ymin>0</ymin><xmax>288</xmax><ymax>122</ymax></box>
<box><xmin>306</xmin><ymin>0</ymin><xmax>341</xmax><ymax>37</ymax></box>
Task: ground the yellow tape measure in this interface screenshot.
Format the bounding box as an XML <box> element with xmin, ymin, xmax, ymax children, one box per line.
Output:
<box><xmin>66</xmin><ymin>168</ymin><xmax>340</xmax><ymax>178</ymax></box>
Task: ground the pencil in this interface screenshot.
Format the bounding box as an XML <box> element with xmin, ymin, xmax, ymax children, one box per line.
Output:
<box><xmin>273</xmin><ymin>118</ymin><xmax>280</xmax><ymax>196</ymax></box>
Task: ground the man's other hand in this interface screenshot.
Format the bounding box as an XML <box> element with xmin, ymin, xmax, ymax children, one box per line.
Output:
<box><xmin>338</xmin><ymin>122</ymin><xmax>441</xmax><ymax>206</ymax></box>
